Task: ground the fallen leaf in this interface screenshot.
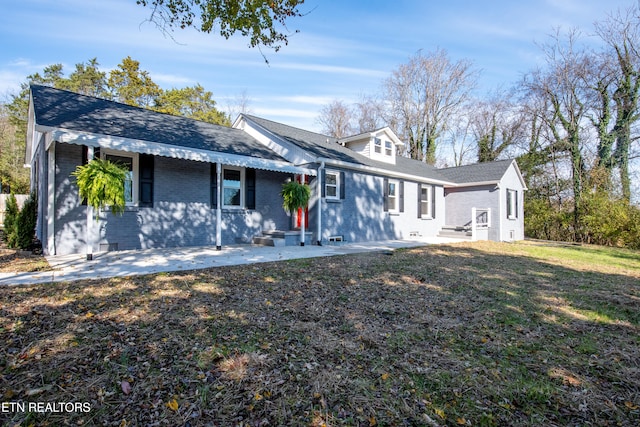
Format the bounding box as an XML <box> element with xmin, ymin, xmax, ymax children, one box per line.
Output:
<box><xmin>369</xmin><ymin>416</ymin><xmax>377</xmax><ymax>426</ymax></box>
<box><xmin>381</xmin><ymin>372</ymin><xmax>390</xmax><ymax>380</ymax></box>
<box><xmin>457</xmin><ymin>417</ymin><xmax>466</xmax><ymax>424</ymax></box>
<box><xmin>121</xmin><ymin>380</ymin><xmax>132</xmax><ymax>395</ymax></box>
<box><xmin>166</xmin><ymin>399</ymin><xmax>178</xmax><ymax>411</ymax></box>
<box><xmin>625</xmin><ymin>401</ymin><xmax>639</xmax><ymax>410</ymax></box>
<box><xmin>434</xmin><ymin>408</ymin><xmax>446</xmax><ymax>419</ymax></box>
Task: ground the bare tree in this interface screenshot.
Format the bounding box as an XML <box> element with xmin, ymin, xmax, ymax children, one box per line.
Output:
<box><xmin>592</xmin><ymin>5</ymin><xmax>640</xmax><ymax>201</ymax></box>
<box><xmin>316</xmin><ymin>100</ymin><xmax>354</xmax><ymax>138</ymax></box>
<box><xmin>226</xmin><ymin>89</ymin><xmax>253</xmax><ymax>121</ymax></box>
<box><xmin>353</xmin><ymin>94</ymin><xmax>384</xmax><ymax>133</ymax></box>
<box><xmin>382</xmin><ymin>49</ymin><xmax>477</xmax><ymax>164</ymax></box>
<box><xmin>470</xmin><ymin>89</ymin><xmax>527</xmax><ymax>163</ymax></box>
<box><xmin>522</xmin><ymin>29</ymin><xmax>592</xmax><ymax>236</ymax></box>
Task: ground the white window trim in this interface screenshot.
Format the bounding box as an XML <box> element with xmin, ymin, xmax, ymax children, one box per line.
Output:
<box><xmin>222</xmin><ymin>166</ymin><xmax>245</xmax><ymax>209</ymax></box>
<box><xmin>420</xmin><ymin>184</ymin><xmax>433</xmax><ymax>219</ymax></box>
<box><xmin>101</xmin><ymin>148</ymin><xmax>139</xmax><ymax>206</ymax></box>
<box><xmin>387</xmin><ymin>179</ymin><xmax>399</xmax><ymax>213</ymax></box>
<box><xmin>373</xmin><ymin>138</ymin><xmax>382</xmax><ymax>154</ymax></box>
<box><xmin>325</xmin><ymin>170</ymin><xmax>340</xmax><ymax>200</ymax></box>
<box><xmin>507</xmin><ymin>189</ymin><xmax>517</xmax><ymax>220</ymax></box>
<box><xmin>385</xmin><ymin>140</ymin><xmax>393</xmax><ymax>157</ymax></box>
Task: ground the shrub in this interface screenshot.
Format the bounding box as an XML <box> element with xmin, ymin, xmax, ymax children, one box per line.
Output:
<box><xmin>3</xmin><ymin>193</ymin><xmax>19</xmax><ymax>248</ymax></box>
<box><xmin>15</xmin><ymin>193</ymin><xmax>37</xmax><ymax>250</ymax></box>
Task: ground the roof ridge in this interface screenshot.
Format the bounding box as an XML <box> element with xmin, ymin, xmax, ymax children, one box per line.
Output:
<box><xmin>243</xmin><ymin>113</ymin><xmax>337</xmax><ymax>141</ymax></box>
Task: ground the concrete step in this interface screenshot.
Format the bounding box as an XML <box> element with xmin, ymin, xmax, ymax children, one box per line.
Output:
<box><xmin>252</xmin><ymin>236</ymin><xmax>286</xmax><ymax>247</ymax></box>
<box><xmin>438</xmin><ymin>227</ymin><xmax>473</xmax><ymax>239</ymax></box>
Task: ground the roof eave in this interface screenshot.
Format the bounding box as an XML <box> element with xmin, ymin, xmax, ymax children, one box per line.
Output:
<box><xmin>318</xmin><ymin>157</ymin><xmax>455</xmax><ymax>185</ymax></box>
<box><xmin>46</xmin><ymin>127</ymin><xmax>316</xmax><ymax>176</ymax></box>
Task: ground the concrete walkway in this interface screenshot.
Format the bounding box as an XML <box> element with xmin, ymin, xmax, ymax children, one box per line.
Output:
<box><xmin>0</xmin><ymin>237</ymin><xmax>465</xmax><ymax>286</ymax></box>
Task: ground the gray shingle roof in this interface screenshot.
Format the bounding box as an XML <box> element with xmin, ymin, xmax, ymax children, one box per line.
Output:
<box><xmin>243</xmin><ymin>114</ymin><xmax>452</xmax><ymax>183</ymax></box>
<box><xmin>437</xmin><ymin>159</ymin><xmax>515</xmax><ymax>184</ymax></box>
<box><xmin>30</xmin><ymin>85</ymin><xmax>287</xmax><ymax>162</ymax></box>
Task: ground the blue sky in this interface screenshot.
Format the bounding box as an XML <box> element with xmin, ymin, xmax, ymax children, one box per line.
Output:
<box><xmin>0</xmin><ymin>0</ymin><xmax>635</xmax><ymax>131</ymax></box>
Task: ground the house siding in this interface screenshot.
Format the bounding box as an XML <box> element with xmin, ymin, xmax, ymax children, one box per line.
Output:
<box><xmin>444</xmin><ymin>184</ymin><xmax>501</xmax><ymax>241</ymax></box>
<box><xmin>50</xmin><ymin>142</ymin><xmax>291</xmax><ymax>255</ymax></box>
<box><xmin>319</xmin><ymin>168</ymin><xmax>445</xmax><ymax>243</ymax></box>
<box><xmin>499</xmin><ymin>165</ymin><xmax>525</xmax><ymax>241</ymax></box>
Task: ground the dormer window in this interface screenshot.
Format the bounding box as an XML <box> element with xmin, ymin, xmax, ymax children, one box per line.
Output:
<box><xmin>374</xmin><ymin>138</ymin><xmax>382</xmax><ymax>154</ymax></box>
<box><xmin>373</xmin><ymin>137</ymin><xmax>392</xmax><ymax>158</ymax></box>
<box><xmin>385</xmin><ymin>140</ymin><xmax>393</xmax><ymax>156</ymax></box>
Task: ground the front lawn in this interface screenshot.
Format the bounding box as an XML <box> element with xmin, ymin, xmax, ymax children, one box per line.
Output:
<box><xmin>1</xmin><ymin>241</ymin><xmax>638</xmax><ymax>426</ymax></box>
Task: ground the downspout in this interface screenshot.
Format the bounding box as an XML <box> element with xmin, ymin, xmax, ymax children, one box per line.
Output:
<box><xmin>85</xmin><ymin>146</ymin><xmax>95</xmax><ymax>260</ymax></box>
<box><xmin>317</xmin><ymin>161</ymin><xmax>324</xmax><ymax>246</ymax></box>
<box><xmin>216</xmin><ymin>162</ymin><xmax>222</xmax><ymax>250</ymax></box>
<box><xmin>496</xmin><ymin>183</ymin><xmax>502</xmax><ymax>242</ymax></box>
<box><xmin>46</xmin><ymin>142</ymin><xmax>56</xmax><ymax>255</ymax></box>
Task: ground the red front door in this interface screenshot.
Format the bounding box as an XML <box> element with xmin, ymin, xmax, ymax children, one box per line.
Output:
<box><xmin>295</xmin><ymin>175</ymin><xmax>309</xmax><ymax>229</ymax></box>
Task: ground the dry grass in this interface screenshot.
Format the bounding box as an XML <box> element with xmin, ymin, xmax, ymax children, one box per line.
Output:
<box><xmin>0</xmin><ymin>249</ymin><xmax>50</xmax><ymax>273</ymax></box>
<box><xmin>0</xmin><ymin>241</ymin><xmax>639</xmax><ymax>426</ymax></box>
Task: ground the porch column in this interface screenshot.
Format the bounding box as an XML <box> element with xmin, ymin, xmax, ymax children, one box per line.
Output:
<box><xmin>300</xmin><ymin>173</ymin><xmax>306</xmax><ymax>246</ymax></box>
<box><xmin>316</xmin><ymin>163</ymin><xmax>324</xmax><ymax>246</ymax></box>
<box><xmin>216</xmin><ymin>162</ymin><xmax>222</xmax><ymax>250</ymax></box>
<box><xmin>85</xmin><ymin>146</ymin><xmax>95</xmax><ymax>260</ymax></box>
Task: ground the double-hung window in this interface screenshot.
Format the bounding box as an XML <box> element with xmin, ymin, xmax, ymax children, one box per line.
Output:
<box><xmin>420</xmin><ymin>184</ymin><xmax>432</xmax><ymax>219</ymax></box>
<box><xmin>385</xmin><ymin>140</ymin><xmax>393</xmax><ymax>156</ymax></box>
<box><xmin>387</xmin><ymin>179</ymin><xmax>399</xmax><ymax>212</ymax></box>
<box><xmin>507</xmin><ymin>189</ymin><xmax>518</xmax><ymax>219</ymax></box>
<box><xmin>103</xmin><ymin>150</ymin><xmax>138</xmax><ymax>205</ymax></box>
<box><xmin>374</xmin><ymin>138</ymin><xmax>382</xmax><ymax>154</ymax></box>
<box><xmin>223</xmin><ymin>168</ymin><xmax>243</xmax><ymax>208</ymax></box>
<box><xmin>325</xmin><ymin>171</ymin><xmax>340</xmax><ymax>200</ymax></box>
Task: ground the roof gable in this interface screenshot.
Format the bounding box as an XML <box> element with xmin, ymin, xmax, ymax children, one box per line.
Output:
<box><xmin>239</xmin><ymin>114</ymin><xmax>453</xmax><ymax>184</ymax></box>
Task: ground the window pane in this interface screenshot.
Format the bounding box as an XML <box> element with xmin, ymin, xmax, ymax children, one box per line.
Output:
<box><xmin>327</xmin><ymin>186</ymin><xmax>337</xmax><ymax>197</ymax></box>
<box><xmin>388</xmin><ymin>182</ymin><xmax>396</xmax><ymax>197</ymax></box>
<box><xmin>224</xmin><ymin>188</ymin><xmax>241</xmax><ymax>206</ymax></box>
<box><xmin>224</xmin><ymin>169</ymin><xmax>241</xmax><ymax>187</ymax></box>
<box><xmin>124</xmin><ymin>172</ymin><xmax>133</xmax><ymax>203</ymax></box>
<box><xmin>326</xmin><ymin>174</ymin><xmax>337</xmax><ymax>185</ymax></box>
<box><xmin>421</xmin><ymin>201</ymin><xmax>429</xmax><ymax>215</ymax></box>
<box><xmin>106</xmin><ymin>155</ymin><xmax>133</xmax><ymax>171</ymax></box>
<box><xmin>106</xmin><ymin>154</ymin><xmax>133</xmax><ymax>203</ymax></box>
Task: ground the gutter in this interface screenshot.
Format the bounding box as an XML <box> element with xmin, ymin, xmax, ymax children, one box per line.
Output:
<box><xmin>315</xmin><ymin>157</ymin><xmax>456</xmax><ymax>187</ymax></box>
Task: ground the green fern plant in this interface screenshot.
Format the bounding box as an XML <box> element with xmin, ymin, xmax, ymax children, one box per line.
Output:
<box><xmin>280</xmin><ymin>180</ymin><xmax>311</xmax><ymax>215</ymax></box>
<box><xmin>72</xmin><ymin>158</ymin><xmax>129</xmax><ymax>218</ymax></box>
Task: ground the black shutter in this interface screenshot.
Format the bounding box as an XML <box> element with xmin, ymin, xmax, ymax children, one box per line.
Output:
<box><xmin>399</xmin><ymin>181</ymin><xmax>404</xmax><ymax>213</ymax></box>
<box><xmin>515</xmin><ymin>190</ymin><xmax>519</xmax><ymax>218</ymax></box>
<box><xmin>339</xmin><ymin>171</ymin><xmax>346</xmax><ymax>200</ymax></box>
<box><xmin>210</xmin><ymin>164</ymin><xmax>217</xmax><ymax>209</ymax></box>
<box><xmin>320</xmin><ymin>169</ymin><xmax>326</xmax><ymax>198</ymax></box>
<box><xmin>383</xmin><ymin>178</ymin><xmax>389</xmax><ymax>212</ymax></box>
<box><xmin>431</xmin><ymin>185</ymin><xmax>436</xmax><ymax>219</ymax></box>
<box><xmin>82</xmin><ymin>145</ymin><xmax>88</xmax><ymax>165</ymax></box>
<box><xmin>246</xmin><ymin>168</ymin><xmax>256</xmax><ymax>209</ymax></box>
<box><xmin>94</xmin><ymin>147</ymin><xmax>100</xmax><ymax>160</ymax></box>
<box><xmin>139</xmin><ymin>154</ymin><xmax>154</xmax><ymax>207</ymax></box>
